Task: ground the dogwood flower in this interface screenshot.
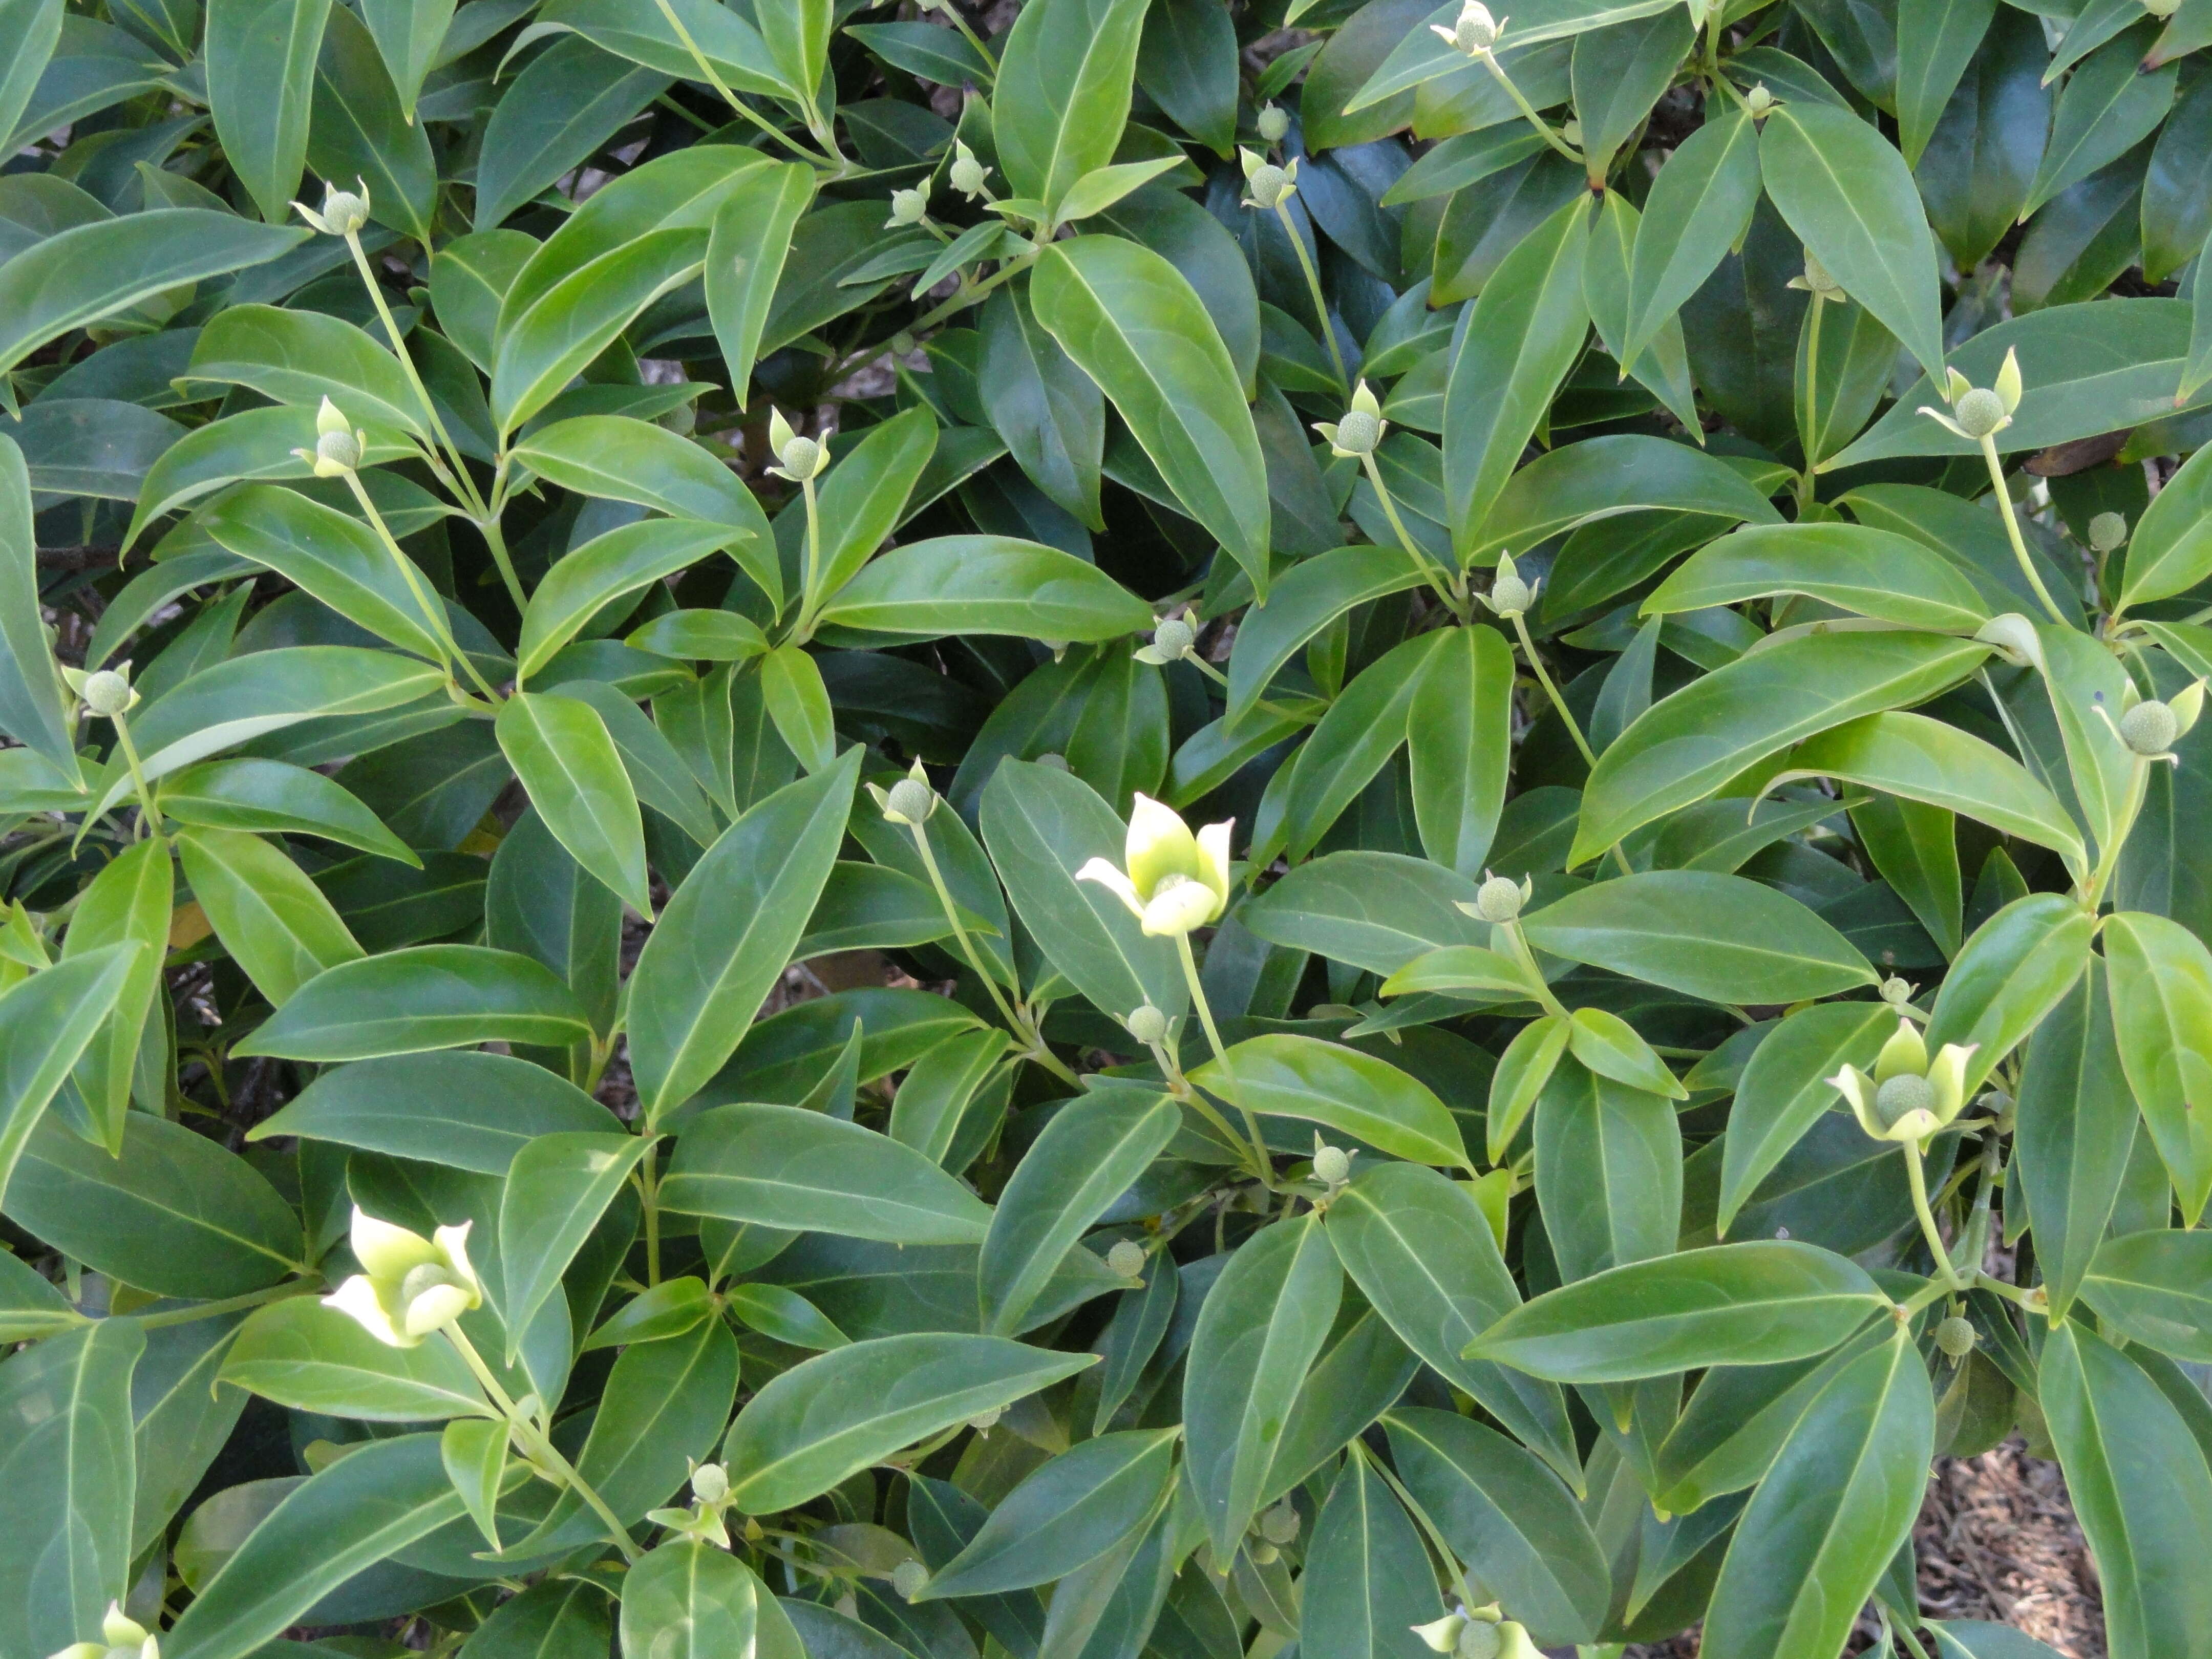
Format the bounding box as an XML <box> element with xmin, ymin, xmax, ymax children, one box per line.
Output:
<box><xmin>1077</xmin><ymin>794</ymin><xmax>1232</xmax><ymax>937</ymax></box>
<box><xmin>48</xmin><ymin>1604</ymin><xmax>158</xmax><ymax>1659</ymax></box>
<box><xmin>323</xmin><ymin>1206</ymin><xmax>482</xmax><ymax>1347</ymax></box>
<box><xmin>1830</xmin><ymin>1019</ymin><xmax>1976</xmax><ymax>1144</ymax></box>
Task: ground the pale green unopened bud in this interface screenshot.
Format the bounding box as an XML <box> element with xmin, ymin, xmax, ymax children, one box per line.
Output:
<box><xmin>1313</xmin><ymin>1144</ymin><xmax>1352</xmax><ymax>1186</ymax></box>
<box><xmin>1879</xmin><ymin>976</ymin><xmax>1914</xmax><ymax>1007</ymax></box>
<box><xmin>1153</xmin><ymin>616</ymin><xmax>1196</xmax><ymax>657</ymax></box>
<box><xmin>1456</xmin><ymin>1622</ymin><xmax>1502</xmax><ymax>1659</ymax></box>
<box><xmin>1473</xmin><ymin>872</ymin><xmax>1527</xmax><ymax>923</ymax></box>
<box><xmin>890</xmin><ymin>331</ymin><xmax>917</xmax><ymax>357</ymax></box>
<box><xmin>2088</xmin><ymin>511</ymin><xmax>2128</xmax><ymax>554</ymax></box>
<box><xmin>1126</xmin><ymin>1004</ymin><xmax>1170</xmax><ymax>1046</ymax></box>
<box><xmin>1952</xmin><ymin>387</ymin><xmax>2008</xmax><ymax>439</ymax></box>
<box><xmin>1799</xmin><ymin>248</ymin><xmax>1842</xmax><ymax>296</ymax></box>
<box><xmin>2145</xmin><ymin>0</ymin><xmax>2180</xmax><ymax>17</ymax></box>
<box><xmin>1935</xmin><ymin>1315</ymin><xmax>1977</xmax><ymax>1358</ymax></box>
<box><xmin>1034</xmin><ymin>752</ymin><xmax>1070</xmax><ymax>770</ymax></box>
<box><xmin>80</xmin><ymin>670</ymin><xmax>134</xmax><ymax>718</ymax></box>
<box><xmin>1246</xmin><ymin>163</ymin><xmax>1293</xmax><ymax>209</ymax></box>
<box><xmin>1487</xmin><ymin>562</ymin><xmax>1533</xmax><ymax>617</ymax></box>
<box><xmin>1874</xmin><ymin>1071</ymin><xmax>1933</xmax><ymax>1131</ymax></box>
<box><xmin>315</xmin><ymin>427</ymin><xmax>361</xmax><ymax>474</ymax></box>
<box><xmin>1745</xmin><ymin>83</ymin><xmax>1775</xmax><ymax>116</ymax></box>
<box><xmin>889</xmin><ymin>187</ymin><xmax>929</xmax><ymax>226</ymax></box>
<box><xmin>1107</xmin><ymin>1239</ymin><xmax>1147</xmax><ymax>1279</ymax></box>
<box><xmin>1435</xmin><ymin>0</ymin><xmax>1501</xmax><ymax>53</ymax></box>
<box><xmin>967</xmin><ymin>1406</ymin><xmax>1003</xmax><ymax>1432</ymax></box>
<box><xmin>1413</xmin><ymin>1615</ymin><xmax>1468</xmax><ymax>1654</ymax></box>
<box><xmin>318</xmin><ymin>189</ymin><xmax>368</xmax><ymax>236</ymax></box>
<box><xmin>779</xmin><ymin>434</ymin><xmax>822</xmax><ymax>480</ymax></box>
<box><xmin>2120</xmin><ymin>699</ymin><xmax>2178</xmax><ymax>756</ymax></box>
<box><xmin>950</xmin><ymin>142</ymin><xmax>989</xmax><ymax>198</ymax></box>
<box><xmin>1333</xmin><ymin>408</ymin><xmax>1382</xmax><ymax>455</ymax></box>
<box><xmin>891</xmin><ymin>1560</ymin><xmax>930</xmax><ymax>1601</ymax></box>
<box><xmin>1259</xmin><ymin>1501</ymin><xmax>1301</xmax><ymax>1544</ymax></box>
<box><xmin>884</xmin><ymin>775</ymin><xmax>936</xmax><ymax>825</ymax></box>
<box><xmin>1257</xmin><ymin>104</ymin><xmax>1289</xmax><ymax>142</ymax></box>
<box><xmin>691</xmin><ymin>1462</ymin><xmax>729</xmax><ymax>1505</ymax></box>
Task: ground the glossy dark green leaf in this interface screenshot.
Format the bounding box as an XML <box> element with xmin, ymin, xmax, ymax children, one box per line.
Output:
<box><xmin>496</xmin><ymin>691</ymin><xmax>650</xmax><ymax>915</ymax></box>
<box><xmin>2102</xmin><ymin>912</ymin><xmax>2212</xmax><ymax>1224</ymax></box>
<box><xmin>1924</xmin><ymin>892</ymin><xmax>2095</xmax><ymax>1101</ymax></box>
<box><xmin>2013</xmin><ymin>958</ymin><xmax>2135</xmax><ymax>1317</ymax></box>
<box><xmin>1624</xmin><ymin>107</ymin><xmax>1763</xmax><ymax>367</ymax></box>
<box><xmin>219</xmin><ymin>1294</ymin><xmax>491</xmax><ymax>1421</ymax></box>
<box><xmin>920</xmin><ymin>1428</ymin><xmax>1179</xmax><ymax>1598</ymax></box>
<box><xmin>994</xmin><ymin>0</ymin><xmax>1148</xmax><ymax>214</ymax></box>
<box><xmin>1191</xmin><ymin>1033</ymin><xmax>1468</xmax><ymax>1166</ymax></box>
<box><xmin>816</xmin><ymin>537</ymin><xmax>1150</xmax><ymax>643</ymax></box>
<box><xmin>1302</xmin><ymin>1452</ymin><xmax>1443</xmax><ymax>1659</ymax></box>
<box><xmin>1717</xmin><ymin>1002</ymin><xmax>1894</xmax><ymax>1236</ymax></box>
<box><xmin>237</xmin><ymin>944</ymin><xmax>593</xmax><ymax>1060</ymax></box>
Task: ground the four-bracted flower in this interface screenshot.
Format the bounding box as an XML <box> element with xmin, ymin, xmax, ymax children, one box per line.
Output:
<box><xmin>293</xmin><ymin>178</ymin><xmax>371</xmax><ymax>237</ymax></box>
<box><xmin>1920</xmin><ymin>348</ymin><xmax>2022</xmax><ymax>442</ymax></box>
<box><xmin>1078</xmin><ymin>794</ymin><xmax>1232</xmax><ymax>937</ymax></box>
<box><xmin>323</xmin><ymin>1206</ymin><xmax>483</xmax><ymax>1347</ymax></box>
<box><xmin>48</xmin><ymin>1604</ymin><xmax>158</xmax><ymax>1659</ymax></box>
<box><xmin>1830</xmin><ymin>1018</ymin><xmax>1977</xmax><ymax>1144</ymax></box>
<box><xmin>1315</xmin><ymin>380</ymin><xmax>1387</xmax><ymax>458</ymax></box>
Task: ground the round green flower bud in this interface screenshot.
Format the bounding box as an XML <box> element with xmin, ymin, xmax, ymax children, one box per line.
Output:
<box><xmin>1488</xmin><ymin>567</ymin><xmax>1533</xmax><ymax>616</ymax></box>
<box><xmin>1744</xmin><ymin>83</ymin><xmax>1775</xmax><ymax>115</ymax></box>
<box><xmin>885</xmin><ymin>775</ymin><xmax>936</xmax><ymax>824</ymax></box>
<box><xmin>692</xmin><ymin>1462</ymin><xmax>729</xmax><ymax>1505</ymax></box>
<box><xmin>1034</xmin><ymin>752</ymin><xmax>1070</xmax><ymax>771</ymax></box>
<box><xmin>320</xmin><ymin>190</ymin><xmax>368</xmax><ymax>236</ymax></box>
<box><xmin>1246</xmin><ymin>163</ymin><xmax>1293</xmax><ymax>209</ymax></box>
<box><xmin>2120</xmin><ymin>699</ymin><xmax>2178</xmax><ymax>756</ymax></box>
<box><xmin>1313</xmin><ymin>1144</ymin><xmax>1352</xmax><ymax>1186</ymax></box>
<box><xmin>1473</xmin><ymin>873</ymin><xmax>1526</xmax><ymax>923</ymax></box>
<box><xmin>891</xmin><ymin>1560</ymin><xmax>930</xmax><ymax>1601</ymax></box>
<box><xmin>1874</xmin><ymin>1071</ymin><xmax>1933</xmax><ymax>1131</ymax></box>
<box><xmin>1879</xmin><ymin>976</ymin><xmax>1913</xmax><ymax>1006</ymax></box>
<box><xmin>1107</xmin><ymin>1239</ymin><xmax>1147</xmax><ymax>1279</ymax></box>
<box><xmin>1333</xmin><ymin>408</ymin><xmax>1382</xmax><ymax>455</ymax></box>
<box><xmin>889</xmin><ymin>331</ymin><xmax>917</xmax><ymax>357</ymax></box>
<box><xmin>1952</xmin><ymin>387</ymin><xmax>2008</xmax><ymax>439</ymax></box>
<box><xmin>950</xmin><ymin>153</ymin><xmax>988</xmax><ymax>196</ymax></box>
<box><xmin>889</xmin><ymin>187</ymin><xmax>928</xmax><ymax>225</ymax></box>
<box><xmin>1935</xmin><ymin>1315</ymin><xmax>1977</xmax><ymax>1358</ymax></box>
<box><xmin>2088</xmin><ymin>511</ymin><xmax>2128</xmax><ymax>554</ymax></box>
<box><xmin>1152</xmin><ymin>616</ymin><xmax>1196</xmax><ymax>657</ymax></box>
<box><xmin>1126</xmin><ymin>1004</ymin><xmax>1171</xmax><ymax>1046</ymax></box>
<box><xmin>2145</xmin><ymin>0</ymin><xmax>2180</xmax><ymax>17</ymax></box>
<box><xmin>316</xmin><ymin>427</ymin><xmax>361</xmax><ymax>473</ymax></box>
<box><xmin>80</xmin><ymin>670</ymin><xmax>134</xmax><ymax>718</ymax></box>
<box><xmin>1248</xmin><ymin>1540</ymin><xmax>1280</xmax><ymax>1565</ymax></box>
<box><xmin>1257</xmin><ymin>104</ymin><xmax>1289</xmax><ymax>142</ymax></box>
<box><xmin>1450</xmin><ymin>2</ymin><xmax>1500</xmax><ymax>51</ymax></box>
<box><xmin>1259</xmin><ymin>1501</ymin><xmax>1301</xmax><ymax>1544</ymax></box>
<box><xmin>1456</xmin><ymin>1622</ymin><xmax>1503</xmax><ymax>1659</ymax></box>
<box><xmin>1800</xmin><ymin>248</ymin><xmax>1842</xmax><ymax>296</ymax></box>
<box><xmin>967</xmin><ymin>1406</ymin><xmax>1003</xmax><ymax>1432</ymax></box>
<box><xmin>778</xmin><ymin>434</ymin><xmax>822</xmax><ymax>480</ymax></box>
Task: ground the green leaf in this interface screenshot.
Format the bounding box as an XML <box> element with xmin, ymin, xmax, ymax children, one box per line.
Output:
<box><xmin>1444</xmin><ymin>194</ymin><xmax>1591</xmax><ymax>563</ymax></box>
<box><xmin>1301</xmin><ymin>1452</ymin><xmax>1444</xmax><ymax>1659</ymax></box>
<box><xmin>628</xmin><ymin>751</ymin><xmax>858</xmax><ymax>1123</ymax></box>
<box><xmin>2100</xmin><ymin>912</ymin><xmax>2212</xmax><ymax>1225</ymax></box>
<box><xmin>1699</xmin><ymin>1330</ymin><xmax>1936</xmax><ymax>1659</ymax></box>
<box><xmin>1924</xmin><ymin>892</ymin><xmax>2095</xmax><ymax>1101</ymax></box>
<box><xmin>220</xmin><ymin>1294</ymin><xmax>492</xmax><ymax>1421</ymax></box>
<box><xmin>1190</xmin><ymin>1034</ymin><xmax>1469</xmax><ymax>1167</ymax></box>
<box><xmin>1534</xmin><ymin>1058</ymin><xmax>1680</xmax><ymax>1281</ymax></box>
<box><xmin>2022</xmin><ymin>27</ymin><xmax>2176</xmax><ymax>220</ymax></box>
<box><xmin>162</xmin><ymin>758</ymin><xmax>416</xmax><ymax>865</ymax></box>
<box><xmin>816</xmin><ymin>536</ymin><xmax>1150</xmax><ymax>643</ymax></box>
<box><xmin>661</xmin><ymin>1102</ymin><xmax>993</xmax><ymax>1245</ymax></box>
<box><xmin>496</xmin><ymin>691</ymin><xmax>650</xmax><ymax>914</ymax></box>
<box><xmin>254</xmin><ymin>1054</ymin><xmax>618</xmax><ymax>1172</ymax></box>
<box><xmin>0</xmin><ymin>0</ymin><xmax>63</xmax><ymax>154</ymax></box>
<box><xmin>205</xmin><ymin>0</ymin><xmax>333</xmax><ymax>222</ymax></box>
<box><xmin>1622</xmin><ymin>107</ymin><xmax>1763</xmax><ymax>370</ymax></box>
<box><xmin>1241</xmin><ymin>850</ymin><xmax>1486</xmax><ymax>976</ymax></box>
<box><xmin>1384</xmin><ymin>1406</ymin><xmax>1609</xmax><ymax>1648</ymax></box>
<box><xmin>1896</xmin><ymin>0</ymin><xmax>1996</xmax><ymax>166</ymax></box>
<box><xmin>516</xmin><ymin>519</ymin><xmax>740</xmax><ymax>685</ymax></box>
<box><xmin>1463</xmin><ymin>432</ymin><xmax>1784</xmax><ymax>564</ymax></box>
<box><xmin>722</xmin><ymin>1334</ymin><xmax>1094</xmax><ymax>1514</ymax></box>
<box><xmin>1325</xmin><ymin>1163</ymin><xmax>1581</xmax><ymax>1482</ymax></box>
<box><xmin>2079</xmin><ymin>1230</ymin><xmax>2212</xmax><ymax>1362</ymax></box>
<box><xmin>706</xmin><ymin>160</ymin><xmax>814</xmax><ymax>407</ymax></box>
<box><xmin>1466</xmin><ymin>1241</ymin><xmax>1888</xmax><ymax>1382</ymax></box>
<box><xmin>1758</xmin><ymin>103</ymin><xmax>1947</xmax><ymax>376</ymax></box>
<box><xmin>919</xmin><ymin>1429</ymin><xmax>1179</xmax><ymax>1598</ymax></box>
<box><xmin>620</xmin><ymin>1542</ymin><xmax>759</xmax><ymax>1659</ymax></box>
<box><xmin>2119</xmin><ymin>433</ymin><xmax>2212</xmax><ymax>608</ymax></box>
<box><xmin>498</xmin><ymin>1130</ymin><xmax>652</xmax><ymax>1363</ymax></box>
<box><xmin>236</xmin><ymin>944</ymin><xmax>594</xmax><ymax>1060</ymax></box>
<box><xmin>981</xmin><ymin>285</ymin><xmax>1106</xmax><ymax>526</ymax></box>
<box><xmin>358</xmin><ymin>0</ymin><xmax>450</xmax><ymax>119</ymax></box>
<box><xmin>473</xmin><ymin>36</ymin><xmax>669</xmax><ymax>232</ymax></box>
<box><xmin>10</xmin><ymin>1111</ymin><xmax>302</xmax><ymax>1299</ymax></box>
<box><xmin>2014</xmin><ymin>959</ymin><xmax>2136</xmax><ymax>1317</ymax></box>
<box><xmin>1408</xmin><ymin>622</ymin><xmax>1514</xmax><ymax>876</ymax></box>
<box><xmin>1568</xmin><ymin>1006</ymin><xmax>1687</xmax><ymax>1098</ymax></box>
<box><xmin>979</xmin><ymin>1090</ymin><xmax>1178</xmax><ymax>1335</ymax></box>
<box><xmin>202</xmin><ymin>484</ymin><xmax>448</xmax><ymax>662</ymax></box>
<box><xmin>176</xmin><ymin>826</ymin><xmax>365</xmax><ymax>1006</ymax></box>
<box><xmin>1573</xmin><ymin>632</ymin><xmax>1990</xmax><ymax>865</ymax></box>
<box><xmin>1183</xmin><ymin>1214</ymin><xmax>1342</xmax><ymax>1558</ymax></box>
<box><xmin>1645</xmin><ymin>522</ymin><xmax>1989</xmax><ymax>632</ymax></box>
<box><xmin>979</xmin><ymin>758</ymin><xmax>1185</xmax><ymax>1020</ymax></box>
<box><xmin>0</xmin><ymin>1320</ymin><xmax>143</xmax><ymax>1659</ymax></box>
<box><xmin>1717</xmin><ymin>1002</ymin><xmax>1894</xmax><ymax>1236</ymax></box>
<box><xmin>163</xmin><ymin>1435</ymin><xmax>471</xmax><ymax>1659</ymax></box>
<box><xmin>1223</xmin><ymin>543</ymin><xmax>1434</xmax><ymax>726</ymax></box>
<box><xmin>306</xmin><ymin>5</ymin><xmax>437</xmax><ymax>246</ymax></box>
<box><xmin>1521</xmin><ymin>870</ymin><xmax>1878</xmax><ymax>1003</ymax></box>
<box><xmin>2038</xmin><ymin>1322</ymin><xmax>2212</xmax><ymax>1659</ymax></box>
<box><xmin>0</xmin><ymin>435</ymin><xmax>77</xmax><ymax>770</ymax></box>
<box><xmin>994</xmin><ymin>0</ymin><xmax>1150</xmax><ymax>214</ymax></box>
<box><xmin>59</xmin><ymin>837</ymin><xmax>172</xmax><ymax>1151</ymax></box>
<box><xmin>1032</xmin><ymin>236</ymin><xmax>1271</xmax><ymax>599</ymax></box>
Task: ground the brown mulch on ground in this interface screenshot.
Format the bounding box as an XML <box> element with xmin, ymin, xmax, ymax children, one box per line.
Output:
<box><xmin>1626</xmin><ymin>1440</ymin><xmax>2103</xmax><ymax>1658</ymax></box>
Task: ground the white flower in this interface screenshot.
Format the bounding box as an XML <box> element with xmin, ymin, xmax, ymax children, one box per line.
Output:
<box><xmin>48</xmin><ymin>1604</ymin><xmax>158</xmax><ymax>1659</ymax></box>
<box><xmin>1077</xmin><ymin>794</ymin><xmax>1232</xmax><ymax>937</ymax></box>
<box><xmin>323</xmin><ymin>1206</ymin><xmax>482</xmax><ymax>1347</ymax></box>
<box><xmin>1828</xmin><ymin>1019</ymin><xmax>1976</xmax><ymax>1144</ymax></box>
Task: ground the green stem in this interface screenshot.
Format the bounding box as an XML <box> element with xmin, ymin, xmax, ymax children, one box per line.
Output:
<box><xmin>477</xmin><ymin>480</ymin><xmax>529</xmax><ymax>614</ymax></box>
<box><xmin>1508</xmin><ymin>610</ymin><xmax>1595</xmax><ymax>770</ymax></box>
<box><xmin>1476</xmin><ymin>49</ymin><xmax>1584</xmax><ymax>162</ymax></box>
<box><xmin>640</xmin><ymin>1141</ymin><xmax>661</xmax><ymax>1287</ymax></box>
<box><xmin>1271</xmin><ymin>199</ymin><xmax>1350</xmax><ymax>393</ymax></box>
<box><xmin>1903</xmin><ymin>1137</ymin><xmax>1960</xmax><ymax>1291</ymax></box>
<box><xmin>905</xmin><ymin>250</ymin><xmax>1040</xmax><ymax>335</ymax></box>
<box><xmin>107</xmin><ymin>714</ymin><xmax>161</xmax><ymax>834</ymax></box>
<box><xmin>1797</xmin><ymin>292</ymin><xmax>1824</xmax><ymax>493</ymax></box>
<box><xmin>943</xmin><ymin>5</ymin><xmax>996</xmax><ymax>70</ymax></box>
<box><xmin>2079</xmin><ymin>756</ymin><xmax>2151</xmax><ymax>913</ymax></box>
<box><xmin>1500</xmin><ymin>919</ymin><xmax>1568</xmax><ymax>1019</ymax></box>
<box><xmin>445</xmin><ymin>1323</ymin><xmax>641</xmax><ymax>1562</ymax></box>
<box><xmin>1976</xmin><ymin>433</ymin><xmax>2069</xmax><ymax>627</ymax></box>
<box><xmin>1359</xmin><ymin>454</ymin><xmax>1465</xmax><ymax>617</ymax></box>
<box><xmin>131</xmin><ymin>1279</ymin><xmax>316</xmax><ymax>1329</ymax></box>
<box><xmin>1974</xmin><ymin>1269</ymin><xmax>2047</xmax><ymax>1315</ymax></box>
<box><xmin>796</xmin><ymin>473</ymin><xmax>824</xmax><ymax>634</ymax></box>
<box><xmin>647</xmin><ymin>0</ymin><xmax>837</xmax><ymax>167</ymax></box>
<box><xmin>343</xmin><ymin>231</ymin><xmax>489</xmax><ymax>522</ymax></box>
<box><xmin>342</xmin><ymin>470</ymin><xmax>504</xmax><ymax>705</ymax></box>
<box><xmin>1175</xmin><ymin>931</ymin><xmax>1273</xmax><ymax>1189</ymax></box>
